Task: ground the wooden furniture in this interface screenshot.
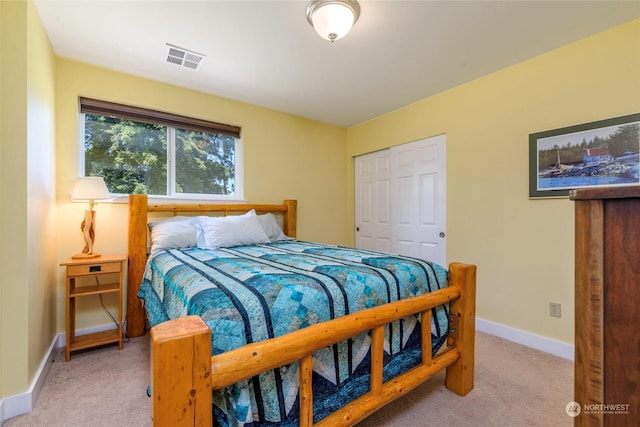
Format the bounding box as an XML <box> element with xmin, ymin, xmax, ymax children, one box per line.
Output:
<box><xmin>60</xmin><ymin>254</ymin><xmax>125</xmax><ymax>362</ymax></box>
<box><xmin>571</xmin><ymin>185</ymin><xmax>639</xmax><ymax>427</ymax></box>
<box><xmin>126</xmin><ymin>194</ymin><xmax>477</xmax><ymax>426</ymax></box>
<box><xmin>126</xmin><ymin>195</ymin><xmax>297</xmax><ymax>338</ymax></box>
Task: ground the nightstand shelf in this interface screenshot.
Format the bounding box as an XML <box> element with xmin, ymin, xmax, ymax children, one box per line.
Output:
<box><xmin>70</xmin><ymin>282</ymin><xmax>120</xmax><ymax>297</ymax></box>
<box><xmin>61</xmin><ymin>255</ymin><xmax>126</xmax><ymax>361</ymax></box>
<box><xmin>70</xmin><ymin>328</ymin><xmax>121</xmax><ymax>352</ymax></box>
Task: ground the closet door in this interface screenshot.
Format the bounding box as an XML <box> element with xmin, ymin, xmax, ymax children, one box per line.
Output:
<box><xmin>355</xmin><ymin>134</ymin><xmax>447</xmax><ymax>265</ymax></box>
<box><xmin>355</xmin><ymin>149</ymin><xmax>391</xmax><ymax>252</ymax></box>
<box><xmin>390</xmin><ymin>134</ymin><xmax>447</xmax><ymax>265</ymax></box>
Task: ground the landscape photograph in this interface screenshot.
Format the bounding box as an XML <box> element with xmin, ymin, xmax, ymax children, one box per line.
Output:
<box><xmin>531</xmin><ymin>116</ymin><xmax>640</xmax><ymax>196</ymax></box>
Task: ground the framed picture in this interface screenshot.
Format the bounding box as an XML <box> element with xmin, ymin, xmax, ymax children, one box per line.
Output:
<box><xmin>529</xmin><ymin>113</ymin><xmax>640</xmax><ymax>198</ymax></box>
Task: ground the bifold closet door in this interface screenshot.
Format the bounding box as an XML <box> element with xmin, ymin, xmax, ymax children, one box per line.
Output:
<box><xmin>355</xmin><ymin>134</ymin><xmax>446</xmax><ymax>265</ymax></box>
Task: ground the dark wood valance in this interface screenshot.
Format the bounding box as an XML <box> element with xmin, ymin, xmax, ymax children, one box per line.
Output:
<box><xmin>79</xmin><ymin>97</ymin><xmax>241</xmax><ymax>138</ymax></box>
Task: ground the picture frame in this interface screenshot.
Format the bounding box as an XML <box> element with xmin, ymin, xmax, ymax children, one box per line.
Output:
<box><xmin>529</xmin><ymin>113</ymin><xmax>640</xmax><ymax>198</ymax></box>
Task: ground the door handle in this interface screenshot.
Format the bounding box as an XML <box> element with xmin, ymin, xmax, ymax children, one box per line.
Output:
<box><xmin>439</xmin><ymin>232</ymin><xmax>445</xmax><ymax>238</ymax></box>
<box><xmin>356</xmin><ymin>227</ymin><xmax>360</xmax><ymax>232</ymax></box>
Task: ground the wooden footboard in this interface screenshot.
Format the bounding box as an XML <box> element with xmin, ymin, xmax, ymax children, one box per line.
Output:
<box><xmin>150</xmin><ymin>262</ymin><xmax>476</xmax><ymax>427</ymax></box>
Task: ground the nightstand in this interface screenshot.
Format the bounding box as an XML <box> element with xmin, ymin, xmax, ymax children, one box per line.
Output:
<box><xmin>60</xmin><ymin>255</ymin><xmax>126</xmax><ymax>361</ymax></box>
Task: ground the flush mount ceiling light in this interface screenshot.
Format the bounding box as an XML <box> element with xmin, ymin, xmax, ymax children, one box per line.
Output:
<box><xmin>306</xmin><ymin>0</ymin><xmax>361</xmax><ymax>42</ymax></box>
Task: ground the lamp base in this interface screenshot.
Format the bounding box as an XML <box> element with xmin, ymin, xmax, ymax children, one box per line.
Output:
<box><xmin>71</xmin><ymin>252</ymin><xmax>101</xmax><ymax>260</ymax></box>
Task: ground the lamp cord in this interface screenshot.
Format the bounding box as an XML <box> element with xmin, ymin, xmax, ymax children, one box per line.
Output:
<box><xmin>94</xmin><ymin>276</ymin><xmax>130</xmax><ymax>343</ymax></box>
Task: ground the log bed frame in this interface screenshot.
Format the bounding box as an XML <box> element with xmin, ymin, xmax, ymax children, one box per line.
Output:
<box><xmin>126</xmin><ymin>194</ymin><xmax>477</xmax><ymax>427</ymax></box>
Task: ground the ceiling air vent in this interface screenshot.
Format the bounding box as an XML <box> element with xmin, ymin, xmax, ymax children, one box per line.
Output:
<box><xmin>164</xmin><ymin>44</ymin><xmax>205</xmax><ymax>71</ymax></box>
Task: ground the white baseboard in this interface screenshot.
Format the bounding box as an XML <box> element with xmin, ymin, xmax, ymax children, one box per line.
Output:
<box><xmin>2</xmin><ymin>323</ymin><xmax>117</xmax><ymax>425</ymax></box>
<box><xmin>476</xmin><ymin>317</ymin><xmax>574</xmax><ymax>361</ymax></box>
<box><xmin>0</xmin><ymin>334</ymin><xmax>57</xmax><ymax>424</ymax></box>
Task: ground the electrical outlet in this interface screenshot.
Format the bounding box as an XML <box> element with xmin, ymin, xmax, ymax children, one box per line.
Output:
<box><xmin>549</xmin><ymin>302</ymin><xmax>561</xmax><ymax>318</ymax></box>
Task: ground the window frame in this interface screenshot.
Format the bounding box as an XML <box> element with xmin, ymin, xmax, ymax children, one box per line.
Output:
<box><xmin>77</xmin><ymin>97</ymin><xmax>244</xmax><ymax>202</ymax></box>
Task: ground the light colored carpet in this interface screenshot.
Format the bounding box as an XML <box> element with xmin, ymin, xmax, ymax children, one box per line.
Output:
<box><xmin>4</xmin><ymin>331</ymin><xmax>573</xmax><ymax>427</ymax></box>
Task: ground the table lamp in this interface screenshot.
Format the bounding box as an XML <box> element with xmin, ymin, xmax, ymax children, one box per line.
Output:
<box><xmin>70</xmin><ymin>176</ymin><xmax>111</xmax><ymax>259</ymax></box>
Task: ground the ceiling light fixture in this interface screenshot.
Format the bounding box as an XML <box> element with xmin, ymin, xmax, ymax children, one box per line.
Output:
<box><xmin>306</xmin><ymin>0</ymin><xmax>361</xmax><ymax>43</ymax></box>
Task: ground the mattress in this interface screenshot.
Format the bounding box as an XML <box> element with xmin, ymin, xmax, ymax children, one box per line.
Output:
<box><xmin>138</xmin><ymin>240</ymin><xmax>450</xmax><ymax>426</ymax></box>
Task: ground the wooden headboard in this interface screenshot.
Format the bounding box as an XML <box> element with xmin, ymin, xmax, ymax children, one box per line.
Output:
<box><xmin>126</xmin><ymin>194</ymin><xmax>298</xmax><ymax>337</ymax></box>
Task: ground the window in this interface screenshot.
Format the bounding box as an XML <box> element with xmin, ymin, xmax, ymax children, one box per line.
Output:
<box><xmin>79</xmin><ymin>97</ymin><xmax>243</xmax><ymax>200</ymax></box>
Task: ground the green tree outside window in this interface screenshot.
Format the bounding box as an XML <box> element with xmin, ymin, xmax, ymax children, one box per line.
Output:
<box><xmin>84</xmin><ymin>114</ymin><xmax>236</xmax><ymax>197</ymax></box>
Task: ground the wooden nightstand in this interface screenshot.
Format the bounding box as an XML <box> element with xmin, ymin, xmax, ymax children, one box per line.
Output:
<box><xmin>60</xmin><ymin>255</ymin><xmax>126</xmax><ymax>361</ymax></box>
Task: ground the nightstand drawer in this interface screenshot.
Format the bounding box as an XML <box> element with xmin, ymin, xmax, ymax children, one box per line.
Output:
<box><xmin>67</xmin><ymin>261</ymin><xmax>122</xmax><ymax>277</ymax></box>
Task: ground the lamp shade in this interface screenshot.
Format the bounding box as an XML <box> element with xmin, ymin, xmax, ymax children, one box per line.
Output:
<box><xmin>306</xmin><ymin>0</ymin><xmax>360</xmax><ymax>42</ymax></box>
<box><xmin>70</xmin><ymin>177</ymin><xmax>111</xmax><ymax>202</ymax></box>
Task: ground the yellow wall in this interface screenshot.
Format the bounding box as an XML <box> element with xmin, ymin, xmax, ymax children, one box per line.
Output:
<box><xmin>55</xmin><ymin>59</ymin><xmax>348</xmax><ymax>330</ymax></box>
<box><xmin>1</xmin><ymin>0</ymin><xmax>30</xmax><ymax>400</ymax></box>
<box><xmin>0</xmin><ymin>0</ymin><xmax>6</xmax><ymax>400</ymax></box>
<box><xmin>26</xmin><ymin>0</ymin><xmax>57</xmax><ymax>384</ymax></box>
<box><xmin>0</xmin><ymin>0</ymin><xmax>57</xmax><ymax>399</ymax></box>
<box><xmin>346</xmin><ymin>18</ymin><xmax>640</xmax><ymax>345</ymax></box>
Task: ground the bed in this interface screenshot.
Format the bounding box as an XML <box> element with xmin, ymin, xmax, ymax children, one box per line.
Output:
<box><xmin>126</xmin><ymin>194</ymin><xmax>476</xmax><ymax>427</ymax></box>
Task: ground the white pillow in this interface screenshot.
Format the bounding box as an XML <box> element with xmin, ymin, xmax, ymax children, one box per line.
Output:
<box><xmin>257</xmin><ymin>213</ymin><xmax>292</xmax><ymax>242</ymax></box>
<box><xmin>148</xmin><ymin>216</ymin><xmax>198</xmax><ymax>255</ymax></box>
<box><xmin>192</xmin><ymin>210</ymin><xmax>270</xmax><ymax>249</ymax></box>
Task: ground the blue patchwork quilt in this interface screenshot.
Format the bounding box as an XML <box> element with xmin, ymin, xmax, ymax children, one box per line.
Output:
<box><xmin>138</xmin><ymin>240</ymin><xmax>450</xmax><ymax>426</ymax></box>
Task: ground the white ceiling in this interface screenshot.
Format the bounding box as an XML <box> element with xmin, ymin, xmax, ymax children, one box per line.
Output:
<box><xmin>34</xmin><ymin>0</ymin><xmax>640</xmax><ymax>128</ymax></box>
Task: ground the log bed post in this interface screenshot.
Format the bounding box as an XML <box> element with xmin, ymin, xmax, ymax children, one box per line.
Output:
<box><xmin>283</xmin><ymin>199</ymin><xmax>297</xmax><ymax>239</ymax></box>
<box><xmin>151</xmin><ymin>315</ymin><xmax>212</xmax><ymax>427</ymax></box>
<box><xmin>127</xmin><ymin>194</ymin><xmax>149</xmax><ymax>337</ymax></box>
<box><xmin>445</xmin><ymin>262</ymin><xmax>477</xmax><ymax>396</ymax></box>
